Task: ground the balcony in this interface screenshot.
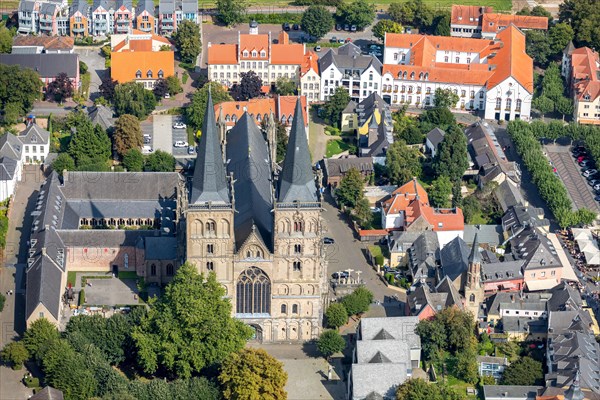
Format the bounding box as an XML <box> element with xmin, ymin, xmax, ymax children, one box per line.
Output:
<box><xmin>116</xmin><ymin>25</ymin><xmax>129</xmax><ymax>32</ymax></box>
<box><xmin>138</xmin><ymin>25</ymin><xmax>152</xmax><ymax>32</ymax></box>
<box><xmin>72</xmin><ymin>26</ymin><xmax>85</xmax><ymax>33</ymax></box>
<box><xmin>40</xmin><ymin>24</ymin><xmax>52</xmax><ymax>31</ymax></box>
<box><xmin>162</xmin><ymin>17</ymin><xmax>174</xmax><ymax>22</ymax></box>
<box><xmin>161</xmin><ymin>24</ymin><xmax>175</xmax><ymax>30</ymax></box>
<box><xmin>94</xmin><ymin>20</ymin><xmax>108</xmax><ymax>26</ymax></box>
<box><xmin>116</xmin><ymin>19</ymin><xmax>130</xmax><ymax>25</ymax></box>
<box><xmin>39</xmin><ymin>17</ymin><xmax>52</xmax><ymax>23</ymax></box>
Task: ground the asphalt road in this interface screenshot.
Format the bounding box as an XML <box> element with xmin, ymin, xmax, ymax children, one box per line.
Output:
<box><xmin>321</xmin><ymin>192</ymin><xmax>405</xmax><ymax>304</ymax></box>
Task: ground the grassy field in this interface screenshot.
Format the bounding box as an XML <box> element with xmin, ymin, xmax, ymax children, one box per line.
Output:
<box><xmin>325</xmin><ymin>139</ymin><xmax>351</xmax><ymax>158</ymax></box>
<box><xmin>2</xmin><ymin>0</ymin><xmax>512</xmax><ymax>14</ymax></box>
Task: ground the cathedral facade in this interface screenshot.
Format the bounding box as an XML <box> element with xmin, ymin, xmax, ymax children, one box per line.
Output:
<box><xmin>184</xmin><ymin>93</ymin><xmax>327</xmax><ymax>342</ymax></box>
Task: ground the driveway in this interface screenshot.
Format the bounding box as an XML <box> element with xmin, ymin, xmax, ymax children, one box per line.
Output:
<box><xmin>321</xmin><ymin>192</ymin><xmax>405</xmax><ymax>305</ymax></box>
<box><xmin>545</xmin><ymin>143</ymin><xmax>600</xmax><ymax>213</ymax></box>
<box><xmin>74</xmin><ymin>46</ymin><xmax>108</xmax><ymax>101</ymax></box>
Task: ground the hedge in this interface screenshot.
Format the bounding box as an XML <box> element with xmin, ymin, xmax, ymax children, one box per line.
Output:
<box><xmin>0</xmin><ymin>293</ymin><xmax>5</xmax><ymax>312</ymax></box>
<box><xmin>78</xmin><ymin>289</ymin><xmax>85</xmax><ymax>306</ymax></box>
<box><xmin>244</xmin><ymin>13</ymin><xmax>302</xmax><ymax>25</ymax></box>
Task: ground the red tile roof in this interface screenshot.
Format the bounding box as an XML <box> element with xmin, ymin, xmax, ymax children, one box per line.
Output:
<box><xmin>214</xmin><ymin>95</ymin><xmax>308</xmax><ymax>127</ymax></box>
<box><xmin>111</xmin><ymin>50</ymin><xmax>174</xmax><ymax>83</ymax></box>
<box><xmin>451</xmin><ymin>5</ymin><xmax>493</xmax><ymax>25</ymax></box>
<box><xmin>301</xmin><ymin>51</ymin><xmax>319</xmax><ymax>75</ymax></box>
<box><xmin>482</xmin><ymin>13</ymin><xmax>548</xmax><ymax>33</ymax></box>
<box><xmin>385</xmin><ymin>33</ymin><xmax>495</xmax><ymax>54</ymax></box>
<box><xmin>239</xmin><ymin>34</ymin><xmax>269</xmax><ymax>59</ymax></box>
<box><xmin>382</xmin><ymin>63</ymin><xmax>494</xmax><ymax>86</ymax></box>
<box><xmin>12</xmin><ymin>35</ymin><xmax>74</xmax><ymax>50</ymax></box>
<box><xmin>571</xmin><ymin>47</ymin><xmax>600</xmax><ymax>101</ymax></box>
<box><xmin>271</xmin><ymin>43</ymin><xmax>305</xmax><ymax>65</ymax></box>
<box><xmin>486</xmin><ymin>25</ymin><xmax>534</xmax><ymax>93</ymax></box>
<box><xmin>208</xmin><ymin>44</ymin><xmax>238</xmax><ymax>65</ymax></box>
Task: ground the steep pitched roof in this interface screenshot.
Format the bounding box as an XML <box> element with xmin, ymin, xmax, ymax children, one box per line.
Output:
<box><xmin>19</xmin><ymin>123</ymin><xmax>50</xmax><ymax>145</ymax></box>
<box><xmin>440</xmin><ymin>236</ymin><xmax>470</xmax><ymax>281</ymax></box>
<box><xmin>486</xmin><ymin>24</ymin><xmax>534</xmax><ymax>93</ymax></box>
<box><xmin>208</xmin><ymin>44</ymin><xmax>238</xmax><ymax>65</ymax></box>
<box><xmin>271</xmin><ymin>43</ymin><xmax>305</xmax><ymax>65</ymax></box>
<box><xmin>278</xmin><ymin>98</ymin><xmax>318</xmax><ymax>203</ymax></box>
<box><xmin>190</xmin><ymin>89</ymin><xmax>230</xmax><ymax>205</ymax></box>
<box><xmin>110</xmin><ymin>50</ymin><xmax>174</xmax><ymax>83</ymax></box>
<box><xmin>469</xmin><ymin>233</ymin><xmax>482</xmax><ymax>264</ymax></box>
<box><xmin>426</xmin><ymin>127</ymin><xmax>446</xmax><ymax>148</ymax></box>
<box><xmin>87</xmin><ymin>105</ymin><xmax>115</xmax><ymax>131</ymax></box>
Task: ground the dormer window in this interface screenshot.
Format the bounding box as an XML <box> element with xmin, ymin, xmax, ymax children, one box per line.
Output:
<box><xmin>584</xmin><ymin>94</ymin><xmax>591</xmax><ymax>101</ymax></box>
<box><xmin>243</xmin><ymin>50</ymin><xmax>249</xmax><ymax>57</ymax></box>
<box><xmin>136</xmin><ymin>69</ymin><xmax>142</xmax><ymax>78</ymax></box>
<box><xmin>252</xmin><ymin>50</ymin><xmax>257</xmax><ymax>57</ymax></box>
<box><xmin>260</xmin><ymin>50</ymin><xmax>266</xmax><ymax>57</ymax></box>
<box><xmin>147</xmin><ymin>70</ymin><xmax>152</xmax><ymax>78</ymax></box>
<box><xmin>158</xmin><ymin>69</ymin><xmax>164</xmax><ymax>78</ymax></box>
<box><xmin>419</xmin><ymin>72</ymin><xmax>423</xmax><ymax>80</ymax></box>
<box><xmin>424</xmin><ymin>73</ymin><xmax>429</xmax><ymax>80</ymax></box>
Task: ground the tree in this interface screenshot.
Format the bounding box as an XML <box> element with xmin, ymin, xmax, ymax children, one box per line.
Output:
<box><xmin>275</xmin><ymin>76</ymin><xmax>296</xmax><ymax>96</ymax></box>
<box><xmin>428</xmin><ymin>176</ymin><xmax>452</xmax><ymax>208</ymax></box>
<box><xmin>153</xmin><ymin>78</ymin><xmax>169</xmax><ymax>99</ymax></box>
<box><xmin>52</xmin><ymin>153</ymin><xmax>76</xmax><ymax>175</ymax></box>
<box><xmin>336</xmin><ymin>167</ymin><xmax>364</xmax><ymax>208</ymax></box>
<box><xmin>187</xmin><ymin>83</ymin><xmax>232</xmax><ymax>132</ymax></box>
<box><xmin>396</xmin><ymin>379</ymin><xmax>465</xmax><ymax>400</ymax></box>
<box><xmin>0</xmin><ymin>24</ymin><xmax>13</xmax><ymax>53</ymax></box>
<box><xmin>341</xmin><ymin>286</ymin><xmax>373</xmax><ymax>316</ymax></box>
<box><xmin>517</xmin><ymin>5</ymin><xmax>553</xmax><ymax>21</ymax></box>
<box><xmin>113</xmin><ymin>114</ymin><xmax>143</xmax><ymax>158</ymax></box>
<box><xmin>500</xmin><ymin>356</ymin><xmax>543</xmax><ymax>386</ymax></box>
<box><xmin>353</xmin><ymin>197</ymin><xmax>372</xmax><ymax>227</ymax></box>
<box><xmin>317</xmin><ymin>330</ymin><xmax>345</xmax><ymax>358</ymax></box>
<box><xmin>166</xmin><ymin>76</ymin><xmax>183</xmax><ymax>96</ymax></box>
<box><xmin>532</xmin><ymin>95</ymin><xmax>554</xmax><ymax>120</ymax></box>
<box><xmin>231</xmin><ymin>71</ymin><xmax>262</xmax><ymax>101</ymax></box>
<box><xmin>113</xmin><ymin>82</ymin><xmax>157</xmax><ymax>120</ymax></box>
<box><xmin>416</xmin><ymin>307</ymin><xmax>475</xmax><ymax>362</ymax></box>
<box><xmin>99</xmin><ymin>77</ymin><xmax>118</xmax><ymax>102</ymax></box>
<box><xmin>79</xmin><ymin>61</ymin><xmax>88</xmax><ymax>74</ymax></box>
<box><xmin>419</xmin><ymin>107</ymin><xmax>456</xmax><ymax>133</ymax></box>
<box><xmin>219</xmin><ymin>348</ymin><xmax>288</xmax><ymax>400</ymax></box>
<box><xmin>433</xmin><ymin>88</ymin><xmax>459</xmax><ymax>109</ymax></box>
<box><xmin>433</xmin><ymin>124</ymin><xmax>468</xmax><ymax>182</ymax></box>
<box><xmin>67</xmin><ymin>113</ymin><xmax>111</xmax><ymax>168</ymax></box>
<box><xmin>123</xmin><ymin>148</ymin><xmax>144</xmax><ymax>172</ymax></box>
<box><xmin>432</xmin><ymin>12</ymin><xmax>451</xmax><ymax>36</ymax></box>
<box><xmin>3</xmin><ymin>102</ymin><xmax>22</xmax><ymax>125</ymax></box>
<box><xmin>46</xmin><ymin>73</ymin><xmax>74</xmax><ymax>103</ymax></box>
<box><xmin>144</xmin><ymin>150</ymin><xmax>176</xmax><ymax>172</ymax></box>
<box><xmin>0</xmin><ymin>341</ymin><xmax>29</xmax><ymax>370</ymax></box>
<box><xmin>388</xmin><ymin>0</ymin><xmax>434</xmax><ymax>30</ymax></box>
<box><xmin>261</xmin><ymin>118</ymin><xmax>289</xmax><ymax>163</ymax></box>
<box><xmin>325</xmin><ymin>303</ymin><xmax>349</xmax><ymax>329</ymax></box>
<box><xmin>323</xmin><ymin>87</ymin><xmax>351</xmax><ymax>128</ymax></box>
<box><xmin>556</xmin><ymin>96</ymin><xmax>574</xmax><ymax>121</ymax></box>
<box><xmin>23</xmin><ymin>318</ymin><xmax>60</xmax><ymax>362</ymax></box>
<box><xmin>453</xmin><ymin>339</ymin><xmax>479</xmax><ymax>384</ymax></box>
<box><xmin>173</xmin><ymin>20</ymin><xmax>201</xmax><ymax>64</ymax></box>
<box><xmin>372</xmin><ymin>20</ymin><xmax>404</xmax><ymax>42</ymax></box>
<box><xmin>559</xmin><ymin>0</ymin><xmax>600</xmax><ymax>50</ymax></box>
<box><xmin>548</xmin><ymin>23</ymin><xmax>574</xmax><ymax>58</ymax></box>
<box><xmin>386</xmin><ymin>140</ymin><xmax>421</xmax><ymax>185</ymax></box>
<box><xmin>132</xmin><ymin>264</ymin><xmax>253</xmax><ymax>378</ymax></box>
<box><xmin>335</xmin><ymin>0</ymin><xmax>375</xmax><ymax>30</ymax></box>
<box><xmin>0</xmin><ymin>64</ymin><xmax>42</xmax><ymax>119</ymax></box>
<box><xmin>301</xmin><ymin>5</ymin><xmax>334</xmax><ymax>40</ymax></box>
<box><xmin>216</xmin><ymin>0</ymin><xmax>246</xmax><ymax>26</ymax></box>
<box><xmin>526</xmin><ymin>30</ymin><xmax>552</xmax><ymax>67</ymax></box>
<box><xmin>541</xmin><ymin>63</ymin><xmax>564</xmax><ymax>103</ymax></box>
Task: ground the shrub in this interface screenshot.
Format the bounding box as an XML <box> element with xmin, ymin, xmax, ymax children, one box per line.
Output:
<box><xmin>78</xmin><ymin>289</ymin><xmax>85</xmax><ymax>306</ymax></box>
<box><xmin>374</xmin><ymin>254</ymin><xmax>384</xmax><ymax>266</ymax></box>
<box><xmin>325</xmin><ymin>303</ymin><xmax>348</xmax><ymax>328</ymax></box>
<box><xmin>317</xmin><ymin>330</ymin><xmax>346</xmax><ymax>358</ymax></box>
<box><xmin>0</xmin><ymin>292</ymin><xmax>5</xmax><ymax>312</ymax></box>
<box><xmin>385</xmin><ymin>273</ymin><xmax>395</xmax><ymax>285</ymax></box>
<box><xmin>24</xmin><ymin>376</ymin><xmax>40</xmax><ymax>388</ymax></box>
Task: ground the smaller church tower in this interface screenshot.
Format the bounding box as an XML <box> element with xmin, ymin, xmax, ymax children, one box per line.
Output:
<box><xmin>464</xmin><ymin>234</ymin><xmax>484</xmax><ymax>320</ymax></box>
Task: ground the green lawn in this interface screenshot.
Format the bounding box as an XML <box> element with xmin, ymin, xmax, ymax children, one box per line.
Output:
<box><xmin>67</xmin><ymin>271</ymin><xmax>77</xmax><ymax>287</ymax></box>
<box><xmin>325</xmin><ymin>139</ymin><xmax>351</xmax><ymax>158</ymax></box>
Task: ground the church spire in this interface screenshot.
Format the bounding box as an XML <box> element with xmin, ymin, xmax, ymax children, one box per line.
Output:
<box><xmin>469</xmin><ymin>233</ymin><xmax>482</xmax><ymax>264</ymax></box>
<box><xmin>190</xmin><ymin>88</ymin><xmax>230</xmax><ymax>205</ymax></box>
<box><xmin>278</xmin><ymin>98</ymin><xmax>317</xmax><ymax>203</ymax></box>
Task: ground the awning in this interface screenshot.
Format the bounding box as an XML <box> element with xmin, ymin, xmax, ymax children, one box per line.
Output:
<box><xmin>525</xmin><ymin>279</ymin><xmax>559</xmax><ymax>291</ymax></box>
<box><xmin>501</xmin><ymin>282</ymin><xmax>517</xmax><ymax>289</ymax></box>
<box><xmin>572</xmin><ymin>228</ymin><xmax>594</xmax><ymax>241</ymax></box>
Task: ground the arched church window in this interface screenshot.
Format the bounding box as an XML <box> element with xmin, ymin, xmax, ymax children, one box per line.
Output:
<box><xmin>236</xmin><ymin>267</ymin><xmax>271</xmax><ymax>314</ymax></box>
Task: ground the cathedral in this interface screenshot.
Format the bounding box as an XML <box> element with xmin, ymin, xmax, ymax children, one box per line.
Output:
<box><xmin>184</xmin><ymin>92</ymin><xmax>327</xmax><ymax>342</ymax></box>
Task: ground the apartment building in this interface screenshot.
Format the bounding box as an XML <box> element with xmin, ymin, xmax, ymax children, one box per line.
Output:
<box><xmin>207</xmin><ymin>24</ymin><xmax>307</xmax><ymax>87</ymax></box>
<box><xmin>69</xmin><ymin>0</ymin><xmax>89</xmax><ymax>37</ymax></box>
<box><xmin>114</xmin><ymin>0</ymin><xmax>134</xmax><ymax>34</ymax></box>
<box><xmin>450</xmin><ymin>5</ymin><xmax>548</xmax><ymax>39</ymax></box>
<box><xmin>382</xmin><ymin>25</ymin><xmax>533</xmax><ymax>121</ymax></box>
<box><xmin>136</xmin><ymin>0</ymin><xmax>155</xmax><ymax>33</ymax></box>
<box><xmin>299</xmin><ymin>51</ymin><xmax>320</xmax><ymax>103</ymax></box>
<box><xmin>90</xmin><ymin>0</ymin><xmax>114</xmax><ymax>37</ymax></box>
<box><xmin>157</xmin><ymin>0</ymin><xmax>197</xmax><ymax>36</ymax></box>
<box><xmin>38</xmin><ymin>1</ymin><xmax>69</xmax><ymax>36</ymax></box>
<box><xmin>318</xmin><ymin>42</ymin><xmax>382</xmax><ymax>102</ymax></box>
<box><xmin>562</xmin><ymin>44</ymin><xmax>600</xmax><ymax>125</ymax></box>
<box><xmin>18</xmin><ymin>0</ymin><xmax>68</xmax><ymax>35</ymax></box>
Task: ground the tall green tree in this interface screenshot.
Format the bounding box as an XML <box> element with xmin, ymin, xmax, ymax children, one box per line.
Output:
<box><xmin>500</xmin><ymin>356</ymin><xmax>543</xmax><ymax>385</ymax></box>
<box><xmin>353</xmin><ymin>197</ymin><xmax>373</xmax><ymax>227</ymax></box>
<box><xmin>144</xmin><ymin>150</ymin><xmax>176</xmax><ymax>172</ymax></box>
<box><xmin>386</xmin><ymin>140</ymin><xmax>422</xmax><ymax>185</ymax></box>
<box><xmin>336</xmin><ymin>167</ymin><xmax>365</xmax><ymax>208</ymax></box>
<box><xmin>172</xmin><ymin>20</ymin><xmax>201</xmax><ymax>64</ymax></box>
<box><xmin>187</xmin><ymin>84</ymin><xmax>232</xmax><ymax>132</ymax></box>
<box><xmin>388</xmin><ymin>0</ymin><xmax>434</xmax><ymax>30</ymax></box>
<box><xmin>323</xmin><ymin>87</ymin><xmax>351</xmax><ymax>128</ymax></box>
<box><xmin>526</xmin><ymin>30</ymin><xmax>552</xmax><ymax>67</ymax></box>
<box><xmin>0</xmin><ymin>24</ymin><xmax>13</xmax><ymax>53</ymax></box>
<box><xmin>216</xmin><ymin>0</ymin><xmax>246</xmax><ymax>26</ymax></box>
<box><xmin>372</xmin><ymin>20</ymin><xmax>404</xmax><ymax>42</ymax></box>
<box><xmin>0</xmin><ymin>341</ymin><xmax>29</xmax><ymax>370</ymax></box>
<box><xmin>433</xmin><ymin>125</ymin><xmax>468</xmax><ymax>182</ymax></box>
<box><xmin>219</xmin><ymin>348</ymin><xmax>288</xmax><ymax>400</ymax></box>
<box><xmin>532</xmin><ymin>95</ymin><xmax>554</xmax><ymax>120</ymax></box>
<box><xmin>113</xmin><ymin>82</ymin><xmax>157</xmax><ymax>120</ymax></box>
<box><xmin>556</xmin><ymin>96</ymin><xmax>574</xmax><ymax>121</ymax></box>
<box><xmin>132</xmin><ymin>263</ymin><xmax>253</xmax><ymax>378</ymax></box>
<box><xmin>301</xmin><ymin>5</ymin><xmax>334</xmax><ymax>40</ymax></box>
<box><xmin>113</xmin><ymin>114</ymin><xmax>143</xmax><ymax>158</ymax></box>
<box><xmin>548</xmin><ymin>23</ymin><xmax>574</xmax><ymax>57</ymax></box>
<box><xmin>341</xmin><ymin>286</ymin><xmax>373</xmax><ymax>316</ymax></box>
<box><xmin>123</xmin><ymin>148</ymin><xmax>144</xmax><ymax>172</ymax></box>
<box><xmin>433</xmin><ymin>88</ymin><xmax>459</xmax><ymax>109</ymax></box>
<box><xmin>396</xmin><ymin>379</ymin><xmax>465</xmax><ymax>400</ymax></box>
<box><xmin>325</xmin><ymin>303</ymin><xmax>349</xmax><ymax>329</ymax></box>
<box><xmin>541</xmin><ymin>63</ymin><xmax>564</xmax><ymax>103</ymax></box>
<box><xmin>275</xmin><ymin>76</ymin><xmax>297</xmax><ymax>96</ymax></box>
<box><xmin>316</xmin><ymin>330</ymin><xmax>346</xmax><ymax>358</ymax></box>
<box><xmin>416</xmin><ymin>307</ymin><xmax>475</xmax><ymax>362</ymax></box>
<box><xmin>428</xmin><ymin>175</ymin><xmax>453</xmax><ymax>208</ymax></box>
<box><xmin>52</xmin><ymin>153</ymin><xmax>76</xmax><ymax>175</ymax></box>
<box><xmin>0</xmin><ymin>64</ymin><xmax>43</xmax><ymax>118</ymax></box>
<box><xmin>67</xmin><ymin>112</ymin><xmax>112</xmax><ymax>168</ymax></box>
<box><xmin>99</xmin><ymin>77</ymin><xmax>118</xmax><ymax>103</ymax></box>
<box><xmin>559</xmin><ymin>0</ymin><xmax>600</xmax><ymax>50</ymax></box>
<box><xmin>335</xmin><ymin>0</ymin><xmax>375</xmax><ymax>30</ymax></box>
<box><xmin>432</xmin><ymin>12</ymin><xmax>451</xmax><ymax>36</ymax></box>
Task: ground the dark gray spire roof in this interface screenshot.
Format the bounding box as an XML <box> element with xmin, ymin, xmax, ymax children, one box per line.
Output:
<box><xmin>190</xmin><ymin>89</ymin><xmax>230</xmax><ymax>205</ymax></box>
<box><xmin>278</xmin><ymin>98</ymin><xmax>317</xmax><ymax>203</ymax></box>
<box><xmin>470</xmin><ymin>233</ymin><xmax>482</xmax><ymax>264</ymax></box>
<box><xmin>565</xmin><ymin>370</ymin><xmax>584</xmax><ymax>400</ymax></box>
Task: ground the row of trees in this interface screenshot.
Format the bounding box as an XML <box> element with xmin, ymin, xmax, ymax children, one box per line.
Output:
<box><xmin>506</xmin><ymin>120</ymin><xmax>597</xmax><ymax>227</ymax></box>
<box><xmin>388</xmin><ymin>0</ymin><xmax>450</xmax><ymax>36</ymax></box>
<box><xmin>335</xmin><ymin>168</ymin><xmax>373</xmax><ymax>228</ymax></box>
<box><xmin>1</xmin><ymin>264</ymin><xmax>288</xmax><ymax>400</ymax></box>
<box><xmin>532</xmin><ymin>63</ymin><xmax>573</xmax><ymax>120</ymax></box>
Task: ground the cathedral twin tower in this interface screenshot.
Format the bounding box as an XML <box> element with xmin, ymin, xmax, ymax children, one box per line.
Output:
<box><xmin>184</xmin><ymin>91</ymin><xmax>327</xmax><ymax>342</ymax></box>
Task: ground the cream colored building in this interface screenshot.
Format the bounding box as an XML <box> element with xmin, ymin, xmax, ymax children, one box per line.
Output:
<box><xmin>562</xmin><ymin>44</ymin><xmax>600</xmax><ymax>125</ymax></box>
<box><xmin>300</xmin><ymin>51</ymin><xmax>321</xmax><ymax>103</ymax></box>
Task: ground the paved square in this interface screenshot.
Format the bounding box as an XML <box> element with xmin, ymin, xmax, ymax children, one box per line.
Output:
<box><xmin>84</xmin><ymin>277</ymin><xmax>139</xmax><ymax>306</ymax></box>
<box><xmin>281</xmin><ymin>359</ymin><xmax>346</xmax><ymax>400</ymax></box>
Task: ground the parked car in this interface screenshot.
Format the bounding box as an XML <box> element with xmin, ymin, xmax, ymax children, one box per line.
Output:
<box><xmin>292</xmin><ymin>24</ymin><xmax>299</xmax><ymax>30</ymax></box>
<box><xmin>338</xmin><ymin>38</ymin><xmax>345</xmax><ymax>43</ymax></box>
<box><xmin>344</xmin><ymin>24</ymin><xmax>350</xmax><ymax>31</ymax></box>
<box><xmin>188</xmin><ymin>145</ymin><xmax>195</xmax><ymax>154</ymax></box>
<box><xmin>330</xmin><ymin>36</ymin><xmax>338</xmax><ymax>43</ymax></box>
<box><xmin>595</xmin><ymin>195</ymin><xmax>600</xmax><ymax>202</ymax></box>
<box><xmin>323</xmin><ymin>237</ymin><xmax>335</xmax><ymax>244</ymax></box>
<box><xmin>282</xmin><ymin>23</ymin><xmax>290</xmax><ymax>31</ymax></box>
<box><xmin>315</xmin><ymin>45</ymin><xmax>321</xmax><ymax>52</ymax></box>
<box><xmin>587</xmin><ymin>172</ymin><xmax>600</xmax><ymax>181</ymax></box>
<box><xmin>588</xmin><ymin>179</ymin><xmax>600</xmax><ymax>186</ymax></box>
<box><xmin>143</xmin><ymin>134</ymin><xmax>151</xmax><ymax>144</ymax></box>
<box><xmin>172</xmin><ymin>122</ymin><xmax>186</xmax><ymax>129</ymax></box>
<box><xmin>335</xmin><ymin>24</ymin><xmax>342</xmax><ymax>31</ymax></box>
<box><xmin>350</xmin><ymin>25</ymin><xmax>357</xmax><ymax>31</ymax></box>
<box><xmin>173</xmin><ymin>141</ymin><xmax>188</xmax><ymax>148</ymax></box>
<box><xmin>345</xmin><ymin>38</ymin><xmax>352</xmax><ymax>43</ymax></box>
<box><xmin>593</xmin><ymin>183</ymin><xmax>600</xmax><ymax>191</ymax></box>
<box><xmin>332</xmin><ymin>271</ymin><xmax>349</xmax><ymax>279</ymax></box>
<box><xmin>578</xmin><ymin>155</ymin><xmax>588</xmax><ymax>163</ymax></box>
<box><xmin>583</xmin><ymin>169</ymin><xmax>597</xmax><ymax>177</ymax></box>
<box><xmin>142</xmin><ymin>145</ymin><xmax>153</xmax><ymax>153</ymax></box>
<box><xmin>164</xmin><ymin>93</ymin><xmax>170</xmax><ymax>99</ymax></box>
<box><xmin>580</xmin><ymin>159</ymin><xmax>594</xmax><ymax>167</ymax></box>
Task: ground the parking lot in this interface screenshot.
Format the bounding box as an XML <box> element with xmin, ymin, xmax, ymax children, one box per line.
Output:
<box><xmin>147</xmin><ymin>115</ymin><xmax>195</xmax><ymax>158</ymax></box>
<box><xmin>545</xmin><ymin>143</ymin><xmax>600</xmax><ymax>213</ymax></box>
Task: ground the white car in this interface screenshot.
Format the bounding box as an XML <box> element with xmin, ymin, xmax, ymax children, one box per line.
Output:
<box><xmin>164</xmin><ymin>93</ymin><xmax>171</xmax><ymax>99</ymax></box>
<box><xmin>173</xmin><ymin>141</ymin><xmax>189</xmax><ymax>148</ymax></box>
<box><xmin>172</xmin><ymin>122</ymin><xmax>186</xmax><ymax>129</ymax></box>
<box><xmin>583</xmin><ymin>169</ymin><xmax>597</xmax><ymax>178</ymax></box>
<box><xmin>142</xmin><ymin>145</ymin><xmax>153</xmax><ymax>153</ymax></box>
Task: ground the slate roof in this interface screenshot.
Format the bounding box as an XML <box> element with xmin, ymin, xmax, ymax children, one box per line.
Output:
<box><xmin>351</xmin><ymin>364</ymin><xmax>408</xmax><ymax>400</ymax></box>
<box><xmin>318</xmin><ymin>43</ymin><xmax>382</xmax><ymax>73</ymax></box>
<box><xmin>323</xmin><ymin>156</ymin><xmax>373</xmax><ymax>177</ymax></box>
<box><xmin>407</xmin><ymin>276</ymin><xmax>463</xmax><ymax>316</ymax></box>
<box><xmin>30</xmin><ymin>386</ymin><xmax>64</xmax><ymax>400</ymax></box>
<box><xmin>115</xmin><ymin>0</ymin><xmax>132</xmax><ymax>11</ymax></box>
<box><xmin>19</xmin><ymin>1</ymin><xmax>36</xmax><ymax>12</ymax></box>
<box><xmin>494</xmin><ymin>180</ymin><xmax>525</xmax><ymax>212</ymax></box>
<box><xmin>19</xmin><ymin>123</ymin><xmax>50</xmax><ymax>145</ymax></box>
<box><xmin>181</xmin><ymin>0</ymin><xmax>196</xmax><ymax>13</ymax></box>
<box><xmin>510</xmin><ymin>226</ymin><xmax>561</xmax><ymax>271</ymax></box>
<box><xmin>359</xmin><ymin>317</ymin><xmax>420</xmax><ymax>345</ymax></box>
<box><xmin>440</xmin><ymin>236</ymin><xmax>470</xmax><ymax>282</ymax></box>
<box><xmin>502</xmin><ymin>205</ymin><xmax>549</xmax><ymax>234</ymax></box>
<box><xmin>426</xmin><ymin>127</ymin><xmax>445</xmax><ymax>148</ymax></box>
<box><xmin>40</xmin><ymin>2</ymin><xmax>57</xmax><ymax>15</ymax></box>
<box><xmin>144</xmin><ymin>236</ymin><xmax>177</xmax><ymax>260</ymax></box>
<box><xmin>87</xmin><ymin>105</ymin><xmax>115</xmax><ymax>131</ymax></box>
<box><xmin>278</xmin><ymin>98</ymin><xmax>318</xmax><ymax>203</ymax></box>
<box><xmin>481</xmin><ymin>260</ymin><xmax>524</xmax><ymax>283</ymax></box>
<box><xmin>547</xmin><ymin>282</ymin><xmax>583</xmax><ymax>312</ymax></box>
<box><xmin>482</xmin><ymin>385</ymin><xmax>542</xmax><ymax>400</ymax></box>
<box><xmin>58</xmin><ymin>230</ymin><xmax>158</xmax><ymax>247</ymax></box>
<box><xmin>464</xmin><ymin>225</ymin><xmax>503</xmax><ymax>246</ymax></box>
<box><xmin>190</xmin><ymin>90</ymin><xmax>230</xmax><ymax>205</ymax></box>
<box><xmin>159</xmin><ymin>0</ymin><xmax>175</xmax><ymax>14</ymax></box>
<box><xmin>0</xmin><ymin>54</ymin><xmax>78</xmax><ymax>79</ymax></box>
<box><xmin>226</xmin><ymin>113</ymin><xmax>273</xmax><ymax>250</ymax></box>
<box><xmin>0</xmin><ymin>133</ymin><xmax>23</xmax><ymax>160</ymax></box>
<box><xmin>136</xmin><ymin>0</ymin><xmax>154</xmax><ymax>14</ymax></box>
<box><xmin>408</xmin><ymin>231</ymin><xmax>439</xmax><ymax>282</ymax></box>
<box><xmin>0</xmin><ymin>157</ymin><xmax>19</xmax><ymax>181</ymax></box>
<box><xmin>70</xmin><ymin>0</ymin><xmax>89</xmax><ymax>17</ymax></box>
